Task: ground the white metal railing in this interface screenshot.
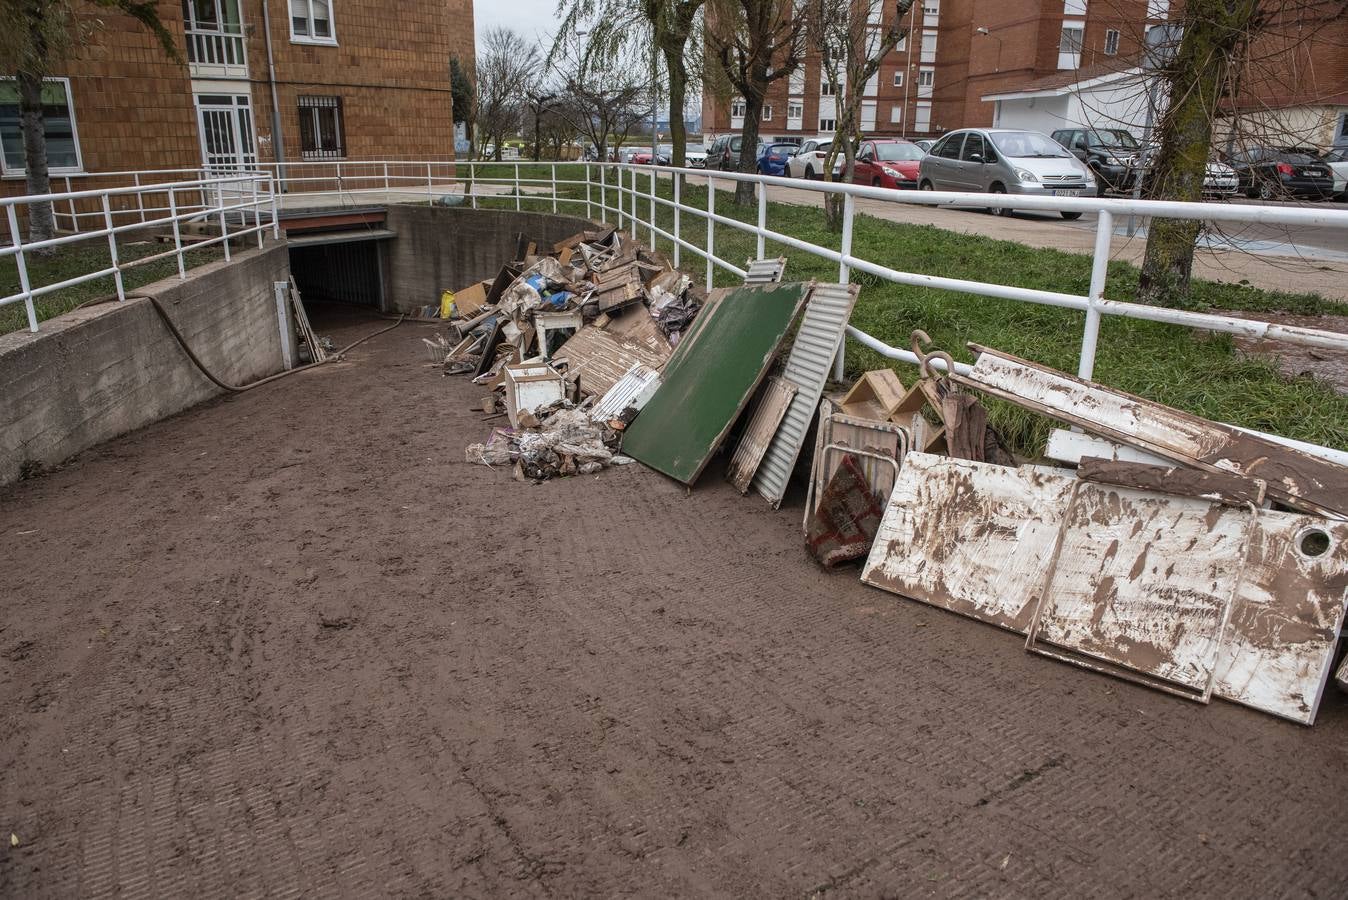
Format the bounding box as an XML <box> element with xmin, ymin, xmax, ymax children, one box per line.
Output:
<box><xmin>2</xmin><ymin>173</ymin><xmax>279</xmax><ymax>333</ymax></box>
<box><xmin>23</xmin><ymin>159</ymin><xmax>1348</xmax><ymax>388</ymax></box>
<box><xmin>185</xmin><ymin>25</ymin><xmax>247</xmax><ymax>71</ymax></box>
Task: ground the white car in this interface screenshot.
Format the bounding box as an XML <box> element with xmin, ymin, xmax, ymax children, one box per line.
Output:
<box><xmin>788</xmin><ymin>138</ymin><xmax>833</xmax><ymax>179</ymax></box>
<box><xmin>1324</xmin><ymin>148</ymin><xmax>1348</xmax><ymax>199</ymax></box>
<box><xmin>685</xmin><ymin>148</ymin><xmax>708</xmax><ymax>169</ymax></box>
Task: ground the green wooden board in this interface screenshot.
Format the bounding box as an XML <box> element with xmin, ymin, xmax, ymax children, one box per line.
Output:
<box><xmin>622</xmin><ymin>281</ymin><xmax>812</xmax><ymax>485</ymax></box>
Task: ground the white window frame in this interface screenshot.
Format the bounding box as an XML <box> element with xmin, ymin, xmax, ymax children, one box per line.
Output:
<box><xmin>890</xmin><ymin>105</ymin><xmax>903</xmax><ymax>124</ymax></box>
<box><xmin>0</xmin><ymin>76</ymin><xmax>85</xmax><ymax>178</ymax></box>
<box><xmin>763</xmin><ymin>103</ymin><xmax>773</xmax><ymax>122</ymax></box>
<box><xmin>730</xmin><ymin>98</ymin><xmax>746</xmax><ymax>119</ymax></box>
<box><xmin>917</xmin><ymin>70</ymin><xmax>934</xmax><ymax>87</ymax></box>
<box><xmin>1103</xmin><ymin>29</ymin><xmax>1120</xmax><ymax>55</ymax></box>
<box><xmin>289</xmin><ymin>0</ymin><xmax>337</xmax><ymax>46</ymax></box>
<box><xmin>818</xmin><ymin>117</ymin><xmax>836</xmax><ymax>133</ymax></box>
<box><xmin>893</xmin><ymin>71</ymin><xmax>904</xmax><ymax>87</ymax></box>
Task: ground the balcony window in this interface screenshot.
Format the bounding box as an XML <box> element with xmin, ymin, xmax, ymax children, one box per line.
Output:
<box><xmin>291</xmin><ymin>0</ymin><xmax>336</xmax><ymax>44</ymax></box>
<box><xmin>730</xmin><ymin>99</ymin><xmax>746</xmax><ymax>119</ymax></box>
<box><xmin>298</xmin><ymin>95</ymin><xmax>345</xmax><ymax>159</ymax></box>
<box><xmin>183</xmin><ymin>0</ymin><xmax>246</xmax><ymax>74</ymax></box>
<box><xmin>0</xmin><ymin>77</ymin><xmax>83</xmax><ymax>176</ymax></box>
<box><xmin>1104</xmin><ymin>29</ymin><xmax>1120</xmax><ymax>55</ymax></box>
<box><xmin>1058</xmin><ymin>24</ymin><xmax>1084</xmax><ymax>69</ymax></box>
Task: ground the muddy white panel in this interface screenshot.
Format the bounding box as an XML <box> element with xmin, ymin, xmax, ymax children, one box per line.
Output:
<box><xmin>1212</xmin><ymin>512</ymin><xmax>1348</xmax><ymax>725</ymax></box>
<box><xmin>860</xmin><ymin>454</ymin><xmax>1079</xmax><ymax>634</ymax></box>
<box><xmin>590</xmin><ymin>363</ymin><xmax>662</xmax><ymax>423</ymax></box>
<box><xmin>1028</xmin><ymin>483</ymin><xmax>1249</xmax><ymax>700</ymax></box>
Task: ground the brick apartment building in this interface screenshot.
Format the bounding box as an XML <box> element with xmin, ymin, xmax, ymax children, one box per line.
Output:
<box><xmin>1</xmin><ymin>0</ymin><xmax>475</xmax><ymax>193</ymax></box>
<box><xmin>702</xmin><ymin>0</ymin><xmax>1348</xmax><ymax>150</ymax></box>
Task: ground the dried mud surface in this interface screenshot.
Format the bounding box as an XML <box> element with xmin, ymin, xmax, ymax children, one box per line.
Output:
<box><xmin>3</xmin><ymin>308</ymin><xmax>1348</xmax><ymax>898</ymax></box>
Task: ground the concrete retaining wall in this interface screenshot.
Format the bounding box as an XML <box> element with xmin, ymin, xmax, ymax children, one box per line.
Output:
<box><xmin>0</xmin><ymin>242</ymin><xmax>289</xmax><ymax>486</ymax></box>
<box><xmin>384</xmin><ymin>205</ymin><xmax>595</xmax><ymax>311</ymax></box>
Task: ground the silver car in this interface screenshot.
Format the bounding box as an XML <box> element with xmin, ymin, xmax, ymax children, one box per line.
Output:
<box><xmin>918</xmin><ymin>128</ymin><xmax>1096</xmax><ymax>220</ymax></box>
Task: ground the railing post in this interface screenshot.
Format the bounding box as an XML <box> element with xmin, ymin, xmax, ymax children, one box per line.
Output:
<box><xmin>134</xmin><ymin>172</ymin><xmax>146</xmax><ymax>224</ymax></box>
<box><xmin>253</xmin><ymin>177</ymin><xmax>263</xmax><ymax>248</ymax></box>
<box><xmin>551</xmin><ymin>163</ymin><xmax>558</xmax><ymax>214</ymax></box>
<box><xmin>756</xmin><ymin>180</ymin><xmax>768</xmax><ymax>260</ymax></box>
<box><xmin>833</xmin><ymin>192</ymin><xmax>856</xmax><ymax>381</ymax></box>
<box><xmin>1078</xmin><ymin>208</ymin><xmax>1113</xmax><ymax>381</ymax></box>
<box><xmin>585</xmin><ymin>163</ymin><xmax>593</xmax><ymax>220</ymax></box>
<box><xmin>383</xmin><ymin>161</ymin><xmax>390</xmax><ymax>201</ymax></box>
<box><xmin>706</xmin><ymin>175</ymin><xmax>716</xmax><ymax>291</ymax></box>
<box><xmin>168</xmin><ymin>187</ymin><xmax>186</xmax><ymax>280</ymax></box>
<box><xmin>470</xmin><ymin>162</ymin><xmax>478</xmax><ymax>210</ymax></box>
<box><xmin>426</xmin><ymin>161</ymin><xmax>433</xmax><ymax>204</ymax></box>
<box><xmin>629</xmin><ymin>168</ymin><xmax>637</xmax><ymax>241</ymax></box>
<box><xmin>7</xmin><ymin>205</ymin><xmax>38</xmax><ymax>333</ymax></box>
<box><xmin>102</xmin><ymin>194</ymin><xmax>126</xmax><ymax>302</ymax></box>
<box><xmin>217</xmin><ymin>181</ymin><xmax>231</xmax><ymax>262</ymax></box>
<box><xmin>672</xmin><ymin>172</ymin><xmax>681</xmax><ymax>269</ymax></box>
<box><xmin>648</xmin><ymin>166</ymin><xmax>656</xmax><ymax>250</ymax></box>
<box><xmin>514</xmin><ymin>163</ymin><xmax>521</xmax><ymax>211</ymax></box>
<box><xmin>270</xmin><ymin>177</ymin><xmax>280</xmax><ymax>239</ymax></box>
<box><xmin>65</xmin><ymin>176</ymin><xmax>77</xmax><ymax>233</ymax></box>
<box><xmin>600</xmin><ymin>164</ymin><xmax>607</xmax><ymax>223</ymax></box>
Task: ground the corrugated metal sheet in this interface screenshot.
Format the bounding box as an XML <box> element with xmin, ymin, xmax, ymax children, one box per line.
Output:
<box><xmin>751</xmin><ymin>283</ymin><xmax>859</xmax><ymax>508</ymax></box>
<box><xmin>590</xmin><ymin>363</ymin><xmax>662</xmax><ymax>422</ymax></box>
<box><xmin>727</xmin><ymin>377</ymin><xmax>799</xmax><ymax>493</ymax></box>
<box><xmin>1027</xmin><ymin>483</ymin><xmax>1249</xmax><ymax>702</ymax></box>
<box><xmin>743</xmin><ymin>257</ymin><xmax>787</xmax><ymax>284</ymax></box>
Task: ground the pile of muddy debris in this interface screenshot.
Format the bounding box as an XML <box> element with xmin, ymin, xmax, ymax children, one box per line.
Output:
<box><xmin>427</xmin><ymin>236</ymin><xmax>1348</xmax><ymax>727</ymax></box>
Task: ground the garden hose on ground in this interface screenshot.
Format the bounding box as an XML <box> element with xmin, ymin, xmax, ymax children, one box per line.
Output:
<box><xmin>131</xmin><ymin>293</ymin><xmax>405</xmax><ymax>393</ymax></box>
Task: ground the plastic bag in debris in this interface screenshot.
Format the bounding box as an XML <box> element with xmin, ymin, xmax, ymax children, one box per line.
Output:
<box><xmin>465</xmin><ymin>429</ymin><xmax>515</xmax><ymax>466</ymax></box>
<box><xmin>501</xmin><ymin>279</ymin><xmax>543</xmax><ymax>316</ymax></box>
<box><xmin>541</xmin><ymin>290</ymin><xmax>574</xmax><ymax>309</ymax></box>
<box><xmin>655</xmin><ymin>295</ymin><xmax>699</xmax><ymax>337</ymax></box>
<box><xmin>526</xmin><ymin>256</ymin><xmax>568</xmax><ymax>284</ymax></box>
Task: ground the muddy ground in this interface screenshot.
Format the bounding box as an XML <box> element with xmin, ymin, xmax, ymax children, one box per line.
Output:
<box><xmin>3</xmin><ymin>308</ymin><xmax>1347</xmax><ymax>898</ymax></box>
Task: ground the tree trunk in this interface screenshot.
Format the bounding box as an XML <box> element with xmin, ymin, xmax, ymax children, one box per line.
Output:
<box><xmin>1137</xmin><ymin>0</ymin><xmax>1258</xmax><ymax>306</ymax></box>
<box><xmin>663</xmin><ymin>45</ymin><xmax>688</xmax><ymax>167</ymax></box>
<box><xmin>734</xmin><ymin>91</ymin><xmax>765</xmax><ymax>206</ymax></box>
<box><xmin>18</xmin><ymin>70</ymin><xmax>56</xmax><ymax>247</ymax></box>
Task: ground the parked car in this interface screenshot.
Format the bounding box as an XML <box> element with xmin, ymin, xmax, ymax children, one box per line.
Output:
<box><xmin>788</xmin><ymin>138</ymin><xmax>832</xmax><ymax>179</ymax></box>
<box><xmin>1128</xmin><ymin>146</ymin><xmax>1240</xmax><ymax>198</ymax></box>
<box><xmin>847</xmin><ymin>138</ymin><xmax>925</xmax><ymax>189</ymax></box>
<box><xmin>630</xmin><ymin>149</ymin><xmax>670</xmax><ymax>166</ymax></box>
<box><xmin>757</xmin><ymin>142</ymin><xmax>797</xmax><ymax>176</ymax></box>
<box><xmin>1323</xmin><ymin>147</ymin><xmax>1348</xmax><ymax>199</ymax></box>
<box><xmin>1051</xmin><ymin>127</ymin><xmax>1141</xmax><ymax>195</ymax></box>
<box><xmin>685</xmin><ymin>147</ymin><xmax>709</xmax><ymax>169</ymax></box>
<box><xmin>706</xmin><ymin>134</ymin><xmax>746</xmax><ymax>171</ymax></box>
<box><xmin>914</xmin><ymin>139</ymin><xmax>935</xmax><ymax>153</ymax></box>
<box><xmin>1227</xmin><ymin>147</ymin><xmax>1335</xmax><ymax>200</ymax></box>
<box><xmin>917</xmin><ymin>128</ymin><xmax>1095</xmax><ymax>219</ymax></box>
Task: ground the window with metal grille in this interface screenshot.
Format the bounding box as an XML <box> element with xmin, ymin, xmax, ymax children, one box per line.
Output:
<box><xmin>298</xmin><ymin>95</ymin><xmax>344</xmax><ymax>159</ymax></box>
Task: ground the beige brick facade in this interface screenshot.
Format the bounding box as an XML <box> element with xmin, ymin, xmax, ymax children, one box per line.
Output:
<box><xmin>2</xmin><ymin>0</ymin><xmax>472</xmax><ymax>198</ymax></box>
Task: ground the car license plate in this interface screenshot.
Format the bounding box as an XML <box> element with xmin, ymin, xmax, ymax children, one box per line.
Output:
<box><xmin>1053</xmin><ymin>189</ymin><xmax>1082</xmax><ymax>197</ymax></box>
<box><xmin>1303</xmin><ymin>168</ymin><xmax>1327</xmax><ymax>177</ymax></box>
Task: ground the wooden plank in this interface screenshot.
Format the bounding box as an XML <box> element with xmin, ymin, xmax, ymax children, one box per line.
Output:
<box><xmin>727</xmin><ymin>377</ymin><xmax>798</xmax><ymax>493</ymax></box>
<box><xmin>1212</xmin><ymin>511</ymin><xmax>1348</xmax><ymax>724</ymax></box>
<box><xmin>552</xmin><ymin>325</ymin><xmax>669</xmax><ymax>398</ymax></box>
<box><xmin>1027</xmin><ymin>483</ymin><xmax>1249</xmax><ymax>701</ymax></box>
<box><xmin>621</xmin><ymin>282</ymin><xmax>811</xmax><ymax>486</ymax></box>
<box><xmin>954</xmin><ymin>344</ymin><xmax>1348</xmax><ymax>519</ymax></box>
<box><xmin>860</xmin><ymin>454</ymin><xmax>1080</xmax><ymax>634</ymax></box>
<box><xmin>1044</xmin><ymin>428</ymin><xmax>1171</xmax><ymax>467</ymax></box>
<box><xmin>1077</xmin><ymin>457</ymin><xmax>1267</xmax><ymax>507</ymax></box>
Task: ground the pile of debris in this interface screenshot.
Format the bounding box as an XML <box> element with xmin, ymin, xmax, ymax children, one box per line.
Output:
<box><xmin>805</xmin><ymin>333</ymin><xmax>1348</xmax><ymax>727</ymax></box>
<box><xmin>436</xmin><ymin>228</ymin><xmax>704</xmax><ymax>481</ymax></box>
<box><xmin>431</xmin><ymin>240</ymin><xmax>1348</xmax><ymax>726</ymax></box>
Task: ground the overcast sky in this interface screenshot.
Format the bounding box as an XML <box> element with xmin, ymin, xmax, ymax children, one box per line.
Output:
<box><xmin>474</xmin><ymin>0</ymin><xmax>564</xmax><ymax>46</ymax></box>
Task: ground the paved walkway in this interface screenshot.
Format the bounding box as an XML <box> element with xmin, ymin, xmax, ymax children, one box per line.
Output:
<box><xmin>3</xmin><ymin>310</ymin><xmax>1346</xmax><ymax>897</ymax></box>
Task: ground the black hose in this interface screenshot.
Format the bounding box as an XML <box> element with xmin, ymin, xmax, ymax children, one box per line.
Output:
<box><xmin>138</xmin><ymin>294</ymin><xmax>404</xmax><ymax>393</ymax></box>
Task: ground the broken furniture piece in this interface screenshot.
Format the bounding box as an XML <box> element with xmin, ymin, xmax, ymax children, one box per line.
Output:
<box><xmin>839</xmin><ymin>369</ymin><xmax>906</xmax><ymax>421</ymax></box>
<box><xmin>503</xmin><ymin>363</ymin><xmax>565</xmax><ymax>428</ymax></box>
<box><xmin>804</xmin><ymin>402</ymin><xmax>910</xmax><ymax>530</ymax></box>
<box><xmin>535</xmin><ymin>309</ymin><xmax>584</xmax><ymax>359</ymax></box>
<box><xmin>806</xmin><ymin>454</ymin><xmax>887</xmax><ymax>568</ymax></box>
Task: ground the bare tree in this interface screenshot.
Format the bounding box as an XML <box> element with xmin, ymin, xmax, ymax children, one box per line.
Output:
<box><xmin>0</xmin><ymin>0</ymin><xmax>178</xmax><ymax>245</ymax></box>
<box><xmin>475</xmin><ymin>27</ymin><xmax>540</xmax><ymax>161</ymax></box>
<box><xmin>556</xmin><ymin>0</ymin><xmax>707</xmax><ymax>167</ymax></box>
<box><xmin>707</xmin><ymin>0</ymin><xmax>807</xmax><ymax>204</ymax></box>
<box><xmin>552</xmin><ymin>39</ymin><xmax>651</xmax><ymax>163</ymax></box>
<box><xmin>812</xmin><ymin>0</ymin><xmax>917</xmax><ymax>230</ymax></box>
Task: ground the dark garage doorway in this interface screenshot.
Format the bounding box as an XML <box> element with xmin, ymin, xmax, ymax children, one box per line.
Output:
<box><xmin>288</xmin><ymin>238</ymin><xmax>387</xmax><ymax>310</ymax></box>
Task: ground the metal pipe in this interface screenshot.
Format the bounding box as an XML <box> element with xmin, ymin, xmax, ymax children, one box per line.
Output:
<box><xmin>260</xmin><ymin>0</ymin><xmax>287</xmax><ymax>184</ymax></box>
<box><xmin>1078</xmin><ymin>209</ymin><xmax>1113</xmax><ymax>380</ymax></box>
<box><xmin>706</xmin><ymin>175</ymin><xmax>716</xmax><ymax>291</ymax></box>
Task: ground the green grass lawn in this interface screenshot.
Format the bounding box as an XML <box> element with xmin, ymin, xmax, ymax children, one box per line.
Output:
<box><xmin>1</xmin><ymin>239</ymin><xmax>225</xmax><ymax>336</ymax></box>
<box><xmin>479</xmin><ymin>175</ymin><xmax>1348</xmax><ymax>455</ymax></box>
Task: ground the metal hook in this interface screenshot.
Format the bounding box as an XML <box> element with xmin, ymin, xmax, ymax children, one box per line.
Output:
<box><xmin>909</xmin><ymin>329</ymin><xmax>952</xmax><ymax>380</ymax></box>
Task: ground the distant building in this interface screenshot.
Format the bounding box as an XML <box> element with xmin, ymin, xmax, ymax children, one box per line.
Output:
<box><xmin>1</xmin><ymin>0</ymin><xmax>475</xmax><ymax>190</ymax></box>
<box><xmin>701</xmin><ymin>0</ymin><xmax>1347</xmax><ymax>149</ymax></box>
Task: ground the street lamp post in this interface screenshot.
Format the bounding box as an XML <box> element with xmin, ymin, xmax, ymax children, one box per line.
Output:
<box><xmin>976</xmin><ymin>26</ymin><xmax>1004</xmax><ymax>73</ymax></box>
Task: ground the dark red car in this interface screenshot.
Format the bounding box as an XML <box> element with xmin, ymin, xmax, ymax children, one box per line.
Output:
<box><xmin>848</xmin><ymin>139</ymin><xmax>925</xmax><ymax>189</ymax></box>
